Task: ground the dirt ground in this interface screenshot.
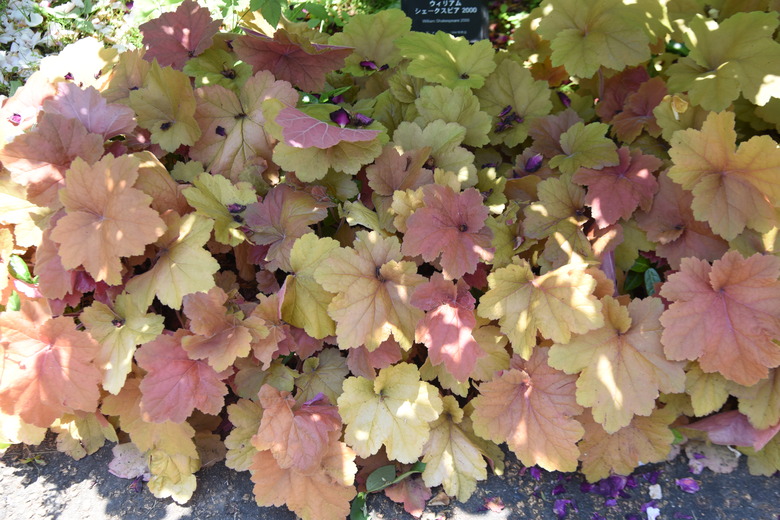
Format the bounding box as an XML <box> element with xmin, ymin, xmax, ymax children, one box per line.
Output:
<box><xmin>1</xmin><ymin>435</ymin><xmax>778</xmax><ymax>520</ymax></box>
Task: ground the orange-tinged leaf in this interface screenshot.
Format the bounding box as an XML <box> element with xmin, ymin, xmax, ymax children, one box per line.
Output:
<box><xmin>383</xmin><ymin>476</ymin><xmax>432</xmax><ymax>518</ymax></box>
<box><xmin>471</xmin><ymin>349</ymin><xmax>583</xmax><ymax>472</ymax></box>
<box><xmin>250</xmin><ymin>434</ymin><xmax>357</xmax><ymax>520</ymax></box>
<box><xmin>135</xmin><ymin>330</ymin><xmax>228</xmax><ymax>423</ymax></box>
<box><xmin>578</xmin><ymin>407</ymin><xmax>676</xmax><ymax>482</ymax></box>
<box><xmin>611</xmin><ymin>76</ymin><xmax>667</xmax><ymax>143</ymax></box>
<box><xmin>43</xmin><ymin>82</ymin><xmax>136</xmax><ymax>140</ymax></box>
<box><xmin>660</xmin><ymin>252</ymin><xmax>780</xmax><ymax>386</ymax></box>
<box><xmin>337</xmin><ymin>363</ymin><xmax>443</xmax><ymax>463</ymax></box>
<box><xmin>50</xmin><ymin>154</ymin><xmax>166</xmax><ymax>285</ymax></box>
<box><xmin>252</xmin><ymin>385</ymin><xmax>341</xmax><ymax>474</ymax></box>
<box><xmin>668</xmin><ymin>111</ymin><xmax>780</xmax><ymax>240</ymax></box>
<box><xmin>181</xmin><ymin>287</ymin><xmax>257</xmax><ymax>372</ymax></box>
<box><xmin>190</xmin><ymin>71</ymin><xmax>298</xmax><ymax>181</ymax></box>
<box><xmin>0</xmin><ymin>112</ymin><xmax>104</xmax><ymax>208</ymax></box>
<box><xmin>572</xmin><ymin>147</ymin><xmax>661</xmax><ymax>229</ymax></box>
<box><xmin>402</xmin><ymin>184</ymin><xmax>493</xmax><ymax>280</ymax></box>
<box><xmin>548</xmin><ymin>297</ymin><xmax>685</xmax><ymax>433</ymax></box>
<box><xmin>477</xmin><ymin>259</ymin><xmax>604</xmax><ymax>359</ymax></box>
<box><xmin>412</xmin><ymin>273</ymin><xmax>485</xmax><ymax>381</ymax></box>
<box><xmin>634</xmin><ymin>170</ymin><xmax>729</xmax><ymax>270</ymax></box>
<box><xmin>0</xmin><ymin>300</ymin><xmax>101</xmax><ymax>428</ymax></box>
<box><xmin>314</xmin><ymin>231</ymin><xmax>425</xmax><ymax>351</ymax></box>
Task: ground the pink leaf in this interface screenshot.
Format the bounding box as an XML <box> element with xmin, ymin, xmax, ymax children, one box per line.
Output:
<box><xmin>43</xmin><ymin>82</ymin><xmax>136</xmax><ymax>140</ymax></box>
<box><xmin>276</xmin><ymin>106</ymin><xmax>381</xmax><ymax>149</ymax></box>
<box><xmin>685</xmin><ymin>410</ymin><xmax>780</xmax><ymax>451</ymax></box>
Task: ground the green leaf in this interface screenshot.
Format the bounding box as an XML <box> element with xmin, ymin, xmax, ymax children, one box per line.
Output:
<box><xmin>251</xmin><ymin>0</ymin><xmax>285</xmax><ymax>28</ymax></box>
<box><xmin>7</xmin><ymin>291</ymin><xmax>21</xmax><ymax>312</ymax></box>
<box><xmin>8</xmin><ymin>255</ymin><xmax>36</xmax><ymax>284</ymax></box>
<box><xmin>644</xmin><ymin>268</ymin><xmax>661</xmax><ymax>295</ymax></box>
<box><xmin>349</xmin><ymin>493</ymin><xmax>367</xmax><ymax>520</ymax></box>
<box><xmin>629</xmin><ymin>256</ymin><xmax>651</xmax><ymax>273</ymax></box>
<box><xmin>623</xmin><ymin>270</ymin><xmax>643</xmax><ymax>293</ymax></box>
<box><xmin>366</xmin><ymin>465</ymin><xmax>397</xmax><ymax>492</ymax></box>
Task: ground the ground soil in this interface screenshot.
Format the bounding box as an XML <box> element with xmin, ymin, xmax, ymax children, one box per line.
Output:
<box><xmin>1</xmin><ymin>434</ymin><xmax>778</xmax><ymax>520</ymax></box>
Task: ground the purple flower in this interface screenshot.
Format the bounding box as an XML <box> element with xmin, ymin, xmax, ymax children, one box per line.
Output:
<box><xmin>215</xmin><ymin>125</ymin><xmax>227</xmax><ymax>136</ymax></box>
<box><xmin>499</xmin><ymin>105</ymin><xmax>513</xmax><ymax>118</ymax></box>
<box><xmin>64</xmin><ymin>72</ymin><xmax>74</xmax><ymax>81</ymax></box>
<box><xmin>580</xmin><ymin>482</ymin><xmax>594</xmax><ymax>493</ymax></box>
<box><xmin>557</xmin><ymin>91</ymin><xmax>571</xmax><ymax>107</ymax></box>
<box><xmin>329</xmin><ymin>108</ymin><xmax>350</xmax><ymax>127</ymax></box>
<box><xmin>675</xmin><ymin>478</ymin><xmax>700</xmax><ymax>494</ymax></box>
<box><xmin>9</xmin><ymin>113</ymin><xmax>21</xmax><ymax>125</ymax></box>
<box><xmin>593</xmin><ymin>475</ymin><xmax>628</xmax><ymax>498</ymax></box>
<box><xmin>643</xmin><ymin>471</ymin><xmax>661</xmax><ymax>485</ymax></box>
<box><xmin>227</xmin><ymin>203</ymin><xmax>247</xmax><ymax>214</ymax></box>
<box><xmin>693</xmin><ymin>452</ymin><xmax>706</xmax><ymax>459</ymax></box>
<box><xmin>529</xmin><ymin>466</ymin><xmax>542</xmax><ymax>481</ymax></box>
<box><xmin>359</xmin><ymin>60</ymin><xmax>378</xmax><ymax>71</ymax></box>
<box><xmin>351</xmin><ymin>113</ymin><xmax>374</xmax><ymax>127</ymax></box>
<box><xmin>553</xmin><ymin>499</ymin><xmax>577</xmax><ymax>519</ymax></box>
<box><xmin>552</xmin><ymin>484</ymin><xmax>567</xmax><ymax>496</ymax></box>
<box><xmin>641</xmin><ymin>500</ymin><xmax>658</xmax><ymax>512</ymax></box>
<box><xmin>330</xmin><ymin>94</ymin><xmax>345</xmax><ymax>104</ymax></box>
<box><xmin>605</xmin><ymin>499</ymin><xmax>618</xmax><ymax>507</ymax></box>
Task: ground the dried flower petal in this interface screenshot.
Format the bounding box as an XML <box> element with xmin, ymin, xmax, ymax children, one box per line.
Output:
<box><xmin>675</xmin><ymin>478</ymin><xmax>700</xmax><ymax>494</ymax></box>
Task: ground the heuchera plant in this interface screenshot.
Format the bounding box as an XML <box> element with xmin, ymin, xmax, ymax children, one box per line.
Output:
<box><xmin>2</xmin><ymin>0</ymin><xmax>780</xmax><ymax>518</ymax></box>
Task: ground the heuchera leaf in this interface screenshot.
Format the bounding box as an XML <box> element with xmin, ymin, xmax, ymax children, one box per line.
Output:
<box><xmin>182</xmin><ymin>47</ymin><xmax>253</xmax><ymax>91</ymax></box>
<box><xmin>414</xmin><ymin>85</ymin><xmax>491</xmax><ymax>147</ymax></box>
<box><xmin>124</xmin><ymin>212</ymin><xmax>219</xmax><ymax>309</ymax></box>
<box><xmin>128</xmin><ymin>61</ymin><xmax>202</xmax><ymax>153</ymax></box>
<box><xmin>660</xmin><ymin>252</ymin><xmax>780</xmax><ymax>386</ymax></box>
<box><xmin>189</xmin><ymin>70</ymin><xmax>298</xmax><ymax>181</ymax></box>
<box><xmin>328</xmin><ymin>9</ymin><xmax>411</xmax><ymax>76</ymax></box>
<box><xmin>536</xmin><ymin>0</ymin><xmax>651</xmax><ymax>79</ymax></box>
<box><xmin>139</xmin><ymin>0</ymin><xmax>221</xmax><ymax>70</ymax></box>
<box><xmin>572</xmin><ymin>146</ymin><xmax>661</xmax><ymax>228</ymax></box>
<box><xmin>280</xmin><ymin>234</ymin><xmax>339</xmax><ymax>339</ymax></box>
<box><xmin>383</xmin><ymin>476</ymin><xmax>432</xmax><ymax>518</ymax></box>
<box><xmin>611</xmin><ymin>77</ymin><xmax>667</xmax><ymax>143</ymax></box>
<box><xmin>225</xmin><ymin>398</ymin><xmax>263</xmax><ymax>472</ymax></box>
<box><xmin>135</xmin><ymin>330</ymin><xmax>228</xmax><ymax>423</ymax></box>
<box><xmin>548</xmin><ymin>121</ymin><xmax>620</xmax><ymax>175</ymax></box>
<box><xmin>729</xmin><ymin>368</ymin><xmax>780</xmax><ymax>430</ymax></box>
<box><xmin>392</xmin><ymin>120</ymin><xmax>476</xmax><ymax>184</ymax></box>
<box><xmin>548</xmin><ymin>297</ymin><xmax>685</xmax><ymax>433</ymax></box>
<box><xmin>314</xmin><ymin>231</ymin><xmax>425</xmax><ymax>351</ymax></box>
<box><xmin>411</xmin><ymin>273</ymin><xmax>485</xmax><ymax>382</ymax></box>
<box><xmin>685</xmin><ymin>410</ymin><xmax>780</xmax><ymax>451</ymax></box>
<box><xmin>395</xmin><ymin>31</ymin><xmax>497</xmax><ymax>89</ymax></box>
<box><xmin>337</xmin><ymin>363</ymin><xmax>443</xmax><ymax>463</ymax></box>
<box><xmin>634</xmin><ymin>171</ymin><xmax>729</xmax><ymax>270</ymax></box>
<box><xmin>477</xmin><ymin>259</ymin><xmax>604</xmax><ymax>359</ymax></box>
<box><xmin>475</xmin><ymin>58</ymin><xmax>553</xmax><ymax>148</ymax></box>
<box><xmin>402</xmin><ymin>184</ymin><xmax>494</xmax><ymax>280</ymax></box>
<box><xmin>234</xmin><ymin>29</ymin><xmax>353</xmax><ymax>92</ymax></box>
<box><xmin>0</xmin><ymin>112</ymin><xmax>104</xmax><ymax>208</ymax></box>
<box><xmin>50</xmin><ymin>154</ymin><xmax>166</xmax><ymax>285</ymax></box>
<box><xmin>471</xmin><ymin>349</ymin><xmax>584</xmax><ymax>472</ymax></box>
<box><xmin>421</xmin><ymin>395</ymin><xmax>488</xmax><ymax>502</ymax></box>
<box><xmin>249</xmin><ymin>432</ymin><xmax>357</xmax><ymax>520</ymax></box>
<box><xmin>684</xmin><ymin>363</ymin><xmax>730</xmax><ymax>417</ymax></box>
<box><xmin>80</xmin><ymin>292</ymin><xmax>165</xmax><ymax>394</ymax></box>
<box><xmin>182</xmin><ymin>172</ymin><xmax>258</xmax><ymax>246</ymax></box>
<box><xmin>294</xmin><ymin>348</ymin><xmax>349</xmax><ymax>405</ymax></box>
<box><xmin>667</xmin><ymin>110</ymin><xmax>780</xmax><ymax>240</ymax></box>
<box><xmin>181</xmin><ymin>287</ymin><xmax>259</xmax><ymax>372</ymax></box>
<box><xmin>245</xmin><ymin>185</ymin><xmax>329</xmax><ymax>272</ymax></box>
<box><xmin>51</xmin><ymin>411</ymin><xmax>118</xmax><ymax>460</ymax></box>
<box><xmin>276</xmin><ymin>105</ymin><xmax>381</xmax><ymax>149</ymax></box>
<box><xmin>578</xmin><ymin>407</ymin><xmax>676</xmax><ymax>482</ymax></box>
<box><xmin>666</xmin><ymin>12</ymin><xmax>780</xmax><ymax>112</ymax></box>
<box><xmin>43</xmin><ymin>82</ymin><xmax>136</xmax><ymax>140</ymax></box>
<box><xmin>0</xmin><ymin>300</ymin><xmax>101</xmax><ymax>428</ymax></box>
<box><xmin>252</xmin><ymin>385</ymin><xmax>342</xmax><ymax>473</ymax></box>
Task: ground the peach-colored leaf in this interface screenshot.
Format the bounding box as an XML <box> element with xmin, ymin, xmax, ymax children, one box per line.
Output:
<box><xmin>384</xmin><ymin>476</ymin><xmax>432</xmax><ymax>518</ymax></box>
<box><xmin>135</xmin><ymin>330</ymin><xmax>228</xmax><ymax>423</ymax></box>
<box><xmin>471</xmin><ymin>349</ymin><xmax>583</xmax><ymax>472</ymax></box>
<box><xmin>50</xmin><ymin>154</ymin><xmax>166</xmax><ymax>285</ymax></box>
<box><xmin>276</xmin><ymin>105</ymin><xmax>381</xmax><ymax>149</ymax></box>
<box><xmin>402</xmin><ymin>184</ymin><xmax>493</xmax><ymax>280</ymax></box>
<box><xmin>0</xmin><ymin>112</ymin><xmax>104</xmax><ymax>207</ymax></box>
<box><xmin>572</xmin><ymin>147</ymin><xmax>661</xmax><ymax>228</ymax></box>
<box><xmin>0</xmin><ymin>300</ymin><xmax>101</xmax><ymax>427</ymax></box>
<box><xmin>252</xmin><ymin>385</ymin><xmax>341</xmax><ymax>474</ymax></box>
<box><xmin>660</xmin><ymin>252</ymin><xmax>780</xmax><ymax>386</ymax></box>
<box><xmin>43</xmin><ymin>82</ymin><xmax>136</xmax><ymax>140</ymax></box>
<box><xmin>412</xmin><ymin>273</ymin><xmax>485</xmax><ymax>381</ymax></box>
